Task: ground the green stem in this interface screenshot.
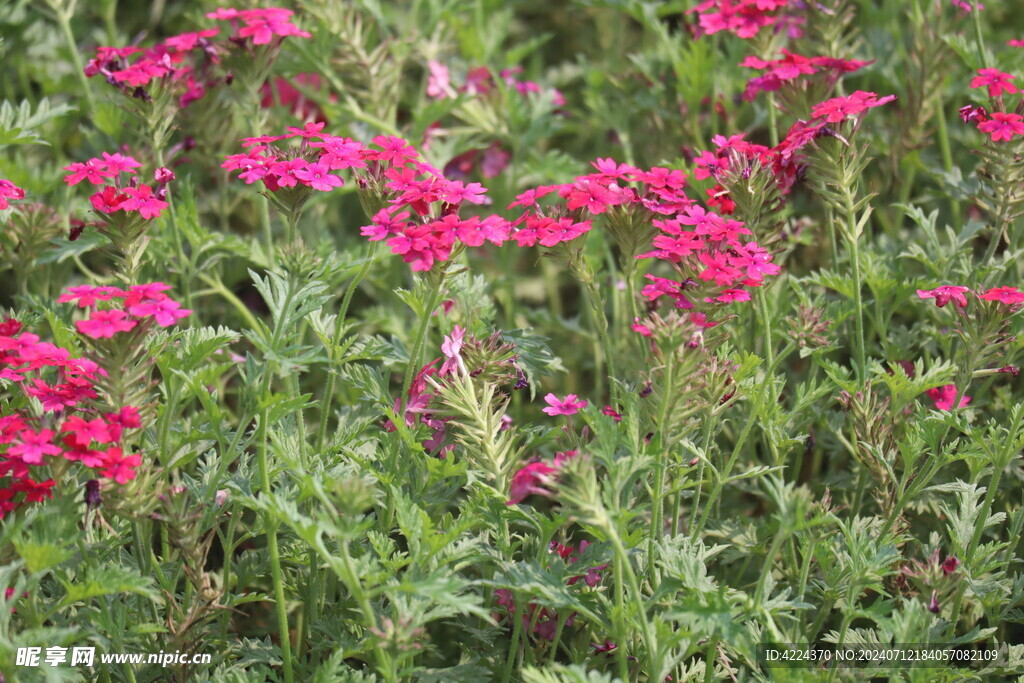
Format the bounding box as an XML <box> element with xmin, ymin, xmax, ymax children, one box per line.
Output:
<box><xmin>501</xmin><ymin>592</ymin><xmax>524</xmax><ymax>683</ymax></box>
<box><xmin>826</xmin><ymin>206</ymin><xmax>839</xmax><ymax>270</ymax></box>
<box><xmin>703</xmin><ymin>636</ymin><xmax>719</xmax><ymax>683</ymax></box>
<box><xmin>52</xmin><ymin>0</ymin><xmax>96</xmax><ymax>113</ymax></box>
<box><xmin>691</xmin><ymin>343</ymin><xmax>796</xmax><ymax>540</ymax></box>
<box><xmin>753</xmin><ymin>528</ymin><xmax>786</xmax><ymax>606</ymax></box>
<box><xmin>255</xmin><ymin>285</ymin><xmax>296</xmax><ymax>683</ymax></box>
<box><xmin>948</xmin><ymin>408</ymin><xmax>1023</xmax><ymax>630</ymax></box>
<box><xmin>648</xmin><ymin>352</ymin><xmax>675</xmax><ymax>586</ymax></box>
<box><xmin>757</xmin><ymin>286</ymin><xmax>774</xmax><ymax>371</ymax></box>
<box><xmin>843</xmin><ymin>193</ymin><xmax>867</xmax><ymax>381</ymax></box>
<box><xmin>337</xmin><ymin>541</ymin><xmax>393</xmax><ymax>677</ymax></box>
<box><xmin>971</xmin><ymin>3</ymin><xmax>989</xmax><ymax>70</ymax></box>
<box><xmin>581</xmin><ymin>276</ymin><xmax>617</xmax><ymax>402</ymax></box>
<box><xmin>316</xmin><ymin>242</ymin><xmax>378</xmax><ymax>455</ymax></box>
<box><xmin>400</xmin><ymin>272</ymin><xmax>447</xmax><ymax>402</ymax></box>
<box><xmin>934</xmin><ymin>101</ymin><xmax>962</xmax><ymax>228</ymax></box>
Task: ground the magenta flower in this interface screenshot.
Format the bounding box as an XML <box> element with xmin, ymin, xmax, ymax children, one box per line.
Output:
<box><xmin>951</xmin><ymin>0</ymin><xmax>983</xmax><ymax>12</ymax></box>
<box><xmin>8</xmin><ymin>429</ymin><xmax>61</xmax><ymax>465</ymax></box>
<box><xmin>76</xmin><ymin>310</ymin><xmax>137</xmax><ymax>339</ymax></box>
<box><xmin>426</xmin><ymin>60</ymin><xmax>455</xmax><ymax>99</ymax></box>
<box><xmin>57</xmin><ymin>285</ymin><xmax>126</xmax><ymax>308</ymax></box>
<box><xmin>90</xmin><ymin>186</ymin><xmax>129</xmax><ymax>213</ymax></box>
<box><xmin>439</xmin><ymin>325</ymin><xmax>466</xmax><ymax>376</ymax></box>
<box><xmin>124</xmin><ymin>291</ymin><xmax>191</xmax><ymax>327</ymax></box>
<box><xmin>121</xmin><ymin>185</ymin><xmax>168</xmax><ymax>219</ymax></box>
<box><xmin>542</xmin><ymin>393</ymin><xmax>587</xmax><ymax>416</ymax></box>
<box><xmin>294</xmin><ymin>162</ymin><xmax>343</xmax><ymax>191</ymax></box>
<box><xmin>970</xmin><ymin>68</ymin><xmax>1017</xmax><ymax>97</ymax></box>
<box><xmin>100</xmin><ymin>152</ymin><xmax>142</xmax><ymax>175</ymax></box>
<box><xmin>601</xmin><ymin>405</ymin><xmax>623</xmax><ymax>421</ymax></box>
<box><xmin>926</xmin><ymin>384</ymin><xmax>970</xmax><ymax>411</ymax></box>
<box><xmin>980</xmin><ymin>286</ymin><xmax>1024</xmax><ymax>305</ymax></box>
<box><xmin>712</xmin><ymin>288</ymin><xmax>751</xmax><ymax>303</ymax></box>
<box><xmin>0</xmin><ymin>179</ymin><xmax>25</xmax><ymax>210</ymax></box>
<box><xmin>916</xmin><ymin>285</ymin><xmax>970</xmax><ymax>308</ymax></box>
<box><xmin>99</xmin><ymin>448</ymin><xmax>141</xmax><ymax>484</ymax></box>
<box><xmin>63</xmin><ymin>160</ymin><xmax>114</xmax><ymax>186</ymax></box>
<box><xmin>978</xmin><ymin>112</ymin><xmax>1024</xmax><ymax>142</ymax></box>
<box><xmin>810</xmin><ymin>91</ymin><xmax>896</xmax><ymax>123</ymax></box>
<box><xmin>507</xmin><ymin>460</ymin><xmax>559</xmax><ymax>505</ymax></box>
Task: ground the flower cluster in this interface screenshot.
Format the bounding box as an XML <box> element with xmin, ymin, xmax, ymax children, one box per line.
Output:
<box><xmin>741</xmin><ymin>50</ymin><xmax>872</xmax><ymax>103</ymax></box>
<box><xmin>917</xmin><ymin>284</ymin><xmax>1024</xmax><ymax>309</ymax></box>
<box><xmin>64</xmin><ymin>152</ymin><xmax>170</xmax><ymax>221</ymax></box>
<box><xmin>425</xmin><ymin>62</ymin><xmax>566</xmax><ymax>107</ymax></box>
<box><xmin>766</xmin><ymin>90</ymin><xmax>895</xmax><ymax>177</ymax></box>
<box><xmin>0</xmin><ymin>317</ymin><xmax>144</xmax><ymax>518</ymax></box>
<box><xmin>639</xmin><ymin>203</ymin><xmax>779</xmax><ymax>307</ymax></box>
<box><xmin>385</xmin><ymin>360</ymin><xmax>452</xmax><ymax>457</ymax></box>
<box><xmin>493</xmin><ymin>539</ymin><xmax>605</xmax><ymax>641</ymax></box>
<box><xmin>960</xmin><ymin>68</ymin><xmax>1024</xmax><ymax>142</ymax></box>
<box><xmin>687</xmin><ymin>0</ymin><xmax>797</xmax><ymax>39</ymax></box>
<box><xmin>84</xmin><ymin>32</ymin><xmax>221</xmax><ymax>107</ymax></box>
<box><xmin>390</xmin><ymin>328</ymin><xmax>524</xmax><ymax>456</ymax></box>
<box><xmin>0</xmin><ymin>179</ymin><xmax>25</xmax><ymax>211</ymax></box>
<box><xmin>896</xmin><ymin>548</ymin><xmax>960</xmax><ymax>614</ymax></box>
<box><xmin>507</xmin><ymin>159</ymin><xmax>690</xmax><ymax>252</ymax></box>
<box><xmin>59</xmin><ymin>283</ymin><xmax>192</xmax><ymax>339</ymax></box>
<box><xmin>206</xmin><ymin>7</ymin><xmax>311</xmax><ymax>45</ymax></box>
<box><xmin>507</xmin><ymin>450</ymin><xmax>577</xmax><ymax>505</ymax></box>
<box><xmin>226</xmin><ymin>123</ymin><xmax>516</xmax><ymax>270</ymax></box>
<box><xmin>695</xmin><ymin>132</ymin><xmax>804</xmax><ymax>204</ymax></box>
<box><xmin>84</xmin><ymin>7</ymin><xmax>310</xmax><ymax>107</ymax></box>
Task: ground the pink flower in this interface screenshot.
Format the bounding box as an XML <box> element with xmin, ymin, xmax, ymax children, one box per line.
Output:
<box><xmin>426</xmin><ymin>60</ymin><xmax>455</xmax><ymax>99</ymax></box>
<box><xmin>24</xmin><ymin>380</ymin><xmax>78</xmax><ymax>411</ymax></box>
<box><xmin>293</xmin><ymin>162</ymin><xmax>342</xmax><ymax>191</ymax></box>
<box><xmin>631</xmin><ymin>319</ymin><xmax>654</xmax><ymax>337</ymax></box>
<box><xmin>951</xmin><ymin>0</ymin><xmax>982</xmax><ymax>11</ymax></box>
<box><xmin>8</xmin><ymin>429</ymin><xmax>61</xmax><ymax>465</ymax></box>
<box><xmin>370</xmin><ymin>135</ymin><xmax>418</xmax><ymax>165</ymax></box>
<box><xmin>124</xmin><ymin>285</ymin><xmax>191</xmax><ymax>327</ymax></box>
<box><xmin>99</xmin><ymin>152</ymin><xmax>141</xmax><ymax>175</ymax></box>
<box><xmin>970</xmin><ymin>68</ymin><xmax>1018</xmax><ymax>97</ymax></box>
<box><xmin>602</xmin><ymin>405</ymin><xmax>623</xmax><ymax>421</ymax></box>
<box><xmin>62</xmin><ymin>416</ymin><xmax>113</xmax><ymax>447</ymax></box>
<box><xmin>0</xmin><ymin>179</ymin><xmax>25</xmax><ymax>210</ymax></box>
<box><xmin>439</xmin><ymin>325</ymin><xmax>466</xmax><ymax>376</ymax></box>
<box><xmin>980</xmin><ymin>286</ymin><xmax>1024</xmax><ymax>305</ymax></box>
<box><xmin>926</xmin><ymin>384</ymin><xmax>970</xmax><ymax>411</ymax></box>
<box><xmin>542</xmin><ymin>393</ymin><xmax>587</xmax><ymax>416</ymax></box>
<box><xmin>58</xmin><ymin>285</ymin><xmax>126</xmax><ymax>308</ymax></box>
<box><xmin>916</xmin><ymin>285</ymin><xmax>970</xmax><ymax>308</ymax></box>
<box><xmin>154</xmin><ymin>166</ymin><xmax>175</xmax><ymax>184</ymax></box>
<box><xmin>507</xmin><ymin>460</ymin><xmax>559</xmax><ymax>504</ymax></box>
<box><xmin>810</xmin><ymin>91</ymin><xmax>896</xmax><ymax>123</ymax></box>
<box><xmin>977</xmin><ymin>112</ymin><xmax>1024</xmax><ymax>142</ymax></box>
<box><xmin>63</xmin><ymin>160</ymin><xmax>114</xmax><ymax>186</ymax></box>
<box><xmin>121</xmin><ymin>185</ymin><xmax>168</xmax><ymax>219</ymax></box>
<box><xmin>90</xmin><ymin>186</ymin><xmax>129</xmax><ymax>213</ymax></box>
<box><xmin>712</xmin><ymin>288</ymin><xmax>751</xmax><ymax>303</ymax></box>
<box><xmin>76</xmin><ymin>310</ymin><xmax>137</xmax><ymax>339</ymax></box>
<box><xmin>162</xmin><ymin>28</ymin><xmax>220</xmax><ymax>52</ymax></box>
<box><xmin>99</xmin><ymin>447</ymin><xmax>141</xmax><ymax>484</ymax></box>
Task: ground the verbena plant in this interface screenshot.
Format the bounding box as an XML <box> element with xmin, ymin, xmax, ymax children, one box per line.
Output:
<box><xmin>0</xmin><ymin>0</ymin><xmax>1023</xmax><ymax>681</ymax></box>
